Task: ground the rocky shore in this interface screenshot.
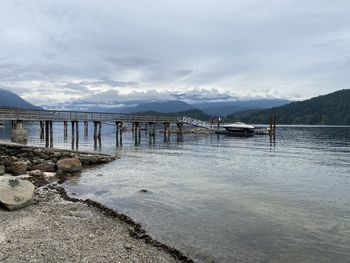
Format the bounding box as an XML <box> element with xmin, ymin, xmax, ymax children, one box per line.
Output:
<box><xmin>0</xmin><ymin>141</ymin><xmax>193</xmax><ymax>263</ymax></box>
<box><xmin>0</xmin><ymin>141</ymin><xmax>116</xmax><ymax>177</ymax></box>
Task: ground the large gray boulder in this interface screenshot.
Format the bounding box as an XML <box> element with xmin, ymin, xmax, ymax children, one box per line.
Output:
<box><xmin>56</xmin><ymin>158</ymin><xmax>82</xmax><ymax>174</ymax></box>
<box><xmin>0</xmin><ymin>178</ymin><xmax>35</xmax><ymax>210</ymax></box>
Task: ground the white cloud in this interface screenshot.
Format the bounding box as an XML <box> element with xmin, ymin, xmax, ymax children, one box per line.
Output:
<box><xmin>0</xmin><ymin>0</ymin><xmax>349</xmax><ymax>105</ymax></box>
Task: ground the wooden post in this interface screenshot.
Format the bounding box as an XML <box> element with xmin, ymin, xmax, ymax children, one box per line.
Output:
<box><xmin>273</xmin><ymin>114</ymin><xmax>276</xmax><ymax>143</ymax></box>
<box><xmin>152</xmin><ymin>123</ymin><xmax>156</xmax><ymax>143</ymax></box>
<box><xmin>75</xmin><ymin>121</ymin><xmax>79</xmax><ymax>138</ymax></box>
<box><xmin>148</xmin><ymin>122</ymin><xmax>152</xmax><ymax>143</ymax></box>
<box><xmin>45</xmin><ymin>121</ymin><xmax>49</xmax><ymax>147</ymax></box>
<box><xmin>138</xmin><ymin>123</ymin><xmax>141</xmax><ymax>143</ymax></box>
<box><xmin>134</xmin><ymin>122</ymin><xmax>139</xmax><ymax>145</ymax></box>
<box><xmin>163</xmin><ymin>123</ymin><xmax>167</xmax><ymax>141</ymax></box>
<box><xmin>132</xmin><ymin>122</ymin><xmax>135</xmax><ymax>137</ymax></box>
<box><xmin>269</xmin><ymin>115</ymin><xmax>273</xmax><ymax>143</ymax></box>
<box><xmin>93</xmin><ymin>121</ymin><xmax>98</xmax><ymax>139</ymax></box>
<box><xmin>71</xmin><ymin>121</ymin><xmax>75</xmax><ymax>139</ymax></box>
<box><xmin>63</xmin><ymin>121</ymin><xmax>68</xmax><ymax>139</ymax></box>
<box><xmin>84</xmin><ymin>121</ymin><xmax>88</xmax><ymax>137</ymax></box>
<box><xmin>119</xmin><ymin>122</ymin><xmax>123</xmax><ymax>146</ymax></box>
<box><xmin>116</xmin><ymin>121</ymin><xmax>119</xmax><ymax>146</ymax></box>
<box><xmin>49</xmin><ymin>121</ymin><xmax>53</xmax><ymax>148</ymax></box>
<box><xmin>40</xmin><ymin>121</ymin><xmax>44</xmax><ymax>139</ymax></box>
<box><xmin>98</xmin><ymin>121</ymin><xmax>102</xmax><ymax>139</ymax></box>
<box><xmin>75</xmin><ymin>121</ymin><xmax>79</xmax><ymax>148</ymax></box>
<box><xmin>177</xmin><ymin>123</ymin><xmax>183</xmax><ymax>142</ymax></box>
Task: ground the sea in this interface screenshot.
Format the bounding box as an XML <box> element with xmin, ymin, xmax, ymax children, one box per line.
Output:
<box><xmin>1</xmin><ymin>123</ymin><xmax>350</xmax><ymax>263</ymax></box>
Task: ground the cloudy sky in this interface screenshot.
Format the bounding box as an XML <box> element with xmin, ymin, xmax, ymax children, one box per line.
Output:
<box><xmin>0</xmin><ymin>0</ymin><xmax>349</xmax><ymax>106</ymax></box>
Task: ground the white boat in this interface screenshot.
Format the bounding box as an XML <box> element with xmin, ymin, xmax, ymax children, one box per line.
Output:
<box><xmin>219</xmin><ymin>122</ymin><xmax>255</xmax><ymax>136</ymax></box>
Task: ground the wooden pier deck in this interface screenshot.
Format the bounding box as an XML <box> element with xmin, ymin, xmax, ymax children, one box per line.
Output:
<box><xmin>0</xmin><ymin>108</ymin><xmax>214</xmax><ymax>147</ymax></box>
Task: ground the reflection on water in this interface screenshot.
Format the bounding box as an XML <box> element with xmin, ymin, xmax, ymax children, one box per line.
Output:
<box><xmin>1</xmin><ymin>123</ymin><xmax>350</xmax><ymax>262</ymax></box>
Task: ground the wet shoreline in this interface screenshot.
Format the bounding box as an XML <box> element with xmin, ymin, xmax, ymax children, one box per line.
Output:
<box><xmin>0</xmin><ymin>140</ymin><xmax>194</xmax><ymax>263</ymax></box>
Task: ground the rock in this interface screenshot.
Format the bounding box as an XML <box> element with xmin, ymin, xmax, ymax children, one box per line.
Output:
<box><xmin>56</xmin><ymin>158</ymin><xmax>82</xmax><ymax>174</ymax></box>
<box><xmin>38</xmin><ymin>152</ymin><xmax>49</xmax><ymax>160</ymax></box>
<box><xmin>0</xmin><ymin>165</ymin><xmax>5</xmax><ymax>175</ymax></box>
<box><xmin>32</xmin><ymin>157</ymin><xmax>45</xmax><ymax>165</ymax></box>
<box><xmin>32</xmin><ymin>161</ymin><xmax>56</xmax><ymax>172</ymax></box>
<box><xmin>0</xmin><ymin>178</ymin><xmax>35</xmax><ymax>210</ymax></box>
<box><xmin>124</xmin><ymin>243</ymin><xmax>133</xmax><ymax>251</ymax></box>
<box><xmin>4</xmin><ymin>156</ymin><xmax>18</xmax><ymax>166</ymax></box>
<box><xmin>7</xmin><ymin>161</ymin><xmax>27</xmax><ymax>176</ymax></box>
<box><xmin>28</xmin><ymin>170</ymin><xmax>44</xmax><ymax>177</ymax></box>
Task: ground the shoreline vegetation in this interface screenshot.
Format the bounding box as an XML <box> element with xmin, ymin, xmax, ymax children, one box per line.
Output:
<box><xmin>0</xmin><ymin>140</ymin><xmax>194</xmax><ymax>263</ymax></box>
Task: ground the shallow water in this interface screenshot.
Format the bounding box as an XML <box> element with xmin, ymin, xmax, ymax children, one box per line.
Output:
<box><xmin>1</xmin><ymin>123</ymin><xmax>350</xmax><ymax>262</ymax></box>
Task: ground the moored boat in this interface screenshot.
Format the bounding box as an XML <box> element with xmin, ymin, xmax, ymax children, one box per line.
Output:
<box><xmin>216</xmin><ymin>122</ymin><xmax>255</xmax><ymax>136</ymax></box>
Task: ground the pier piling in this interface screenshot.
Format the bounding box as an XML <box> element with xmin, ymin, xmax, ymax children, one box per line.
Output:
<box><xmin>84</xmin><ymin>121</ymin><xmax>88</xmax><ymax>137</ymax></box>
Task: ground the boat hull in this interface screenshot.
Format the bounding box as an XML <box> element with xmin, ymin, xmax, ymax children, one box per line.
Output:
<box><xmin>215</xmin><ymin>129</ymin><xmax>255</xmax><ymax>137</ymax></box>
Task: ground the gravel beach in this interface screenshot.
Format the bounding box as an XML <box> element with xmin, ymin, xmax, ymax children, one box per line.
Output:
<box><xmin>0</xmin><ymin>185</ymin><xmax>184</xmax><ymax>263</ymax></box>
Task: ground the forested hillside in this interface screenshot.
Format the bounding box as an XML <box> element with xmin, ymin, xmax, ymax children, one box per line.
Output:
<box><xmin>228</xmin><ymin>89</ymin><xmax>350</xmax><ymax>125</ymax></box>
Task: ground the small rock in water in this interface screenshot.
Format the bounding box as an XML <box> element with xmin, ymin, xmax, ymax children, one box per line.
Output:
<box><xmin>96</xmin><ymin>173</ymin><xmax>103</xmax><ymax>177</ymax></box>
<box><xmin>139</xmin><ymin>189</ymin><xmax>150</xmax><ymax>193</ymax></box>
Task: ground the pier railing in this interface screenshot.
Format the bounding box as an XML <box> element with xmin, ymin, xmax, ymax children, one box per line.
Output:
<box><xmin>180</xmin><ymin>116</ymin><xmax>214</xmax><ymax>129</ymax></box>
<box><xmin>0</xmin><ymin>108</ymin><xmax>179</xmax><ymax>123</ymax></box>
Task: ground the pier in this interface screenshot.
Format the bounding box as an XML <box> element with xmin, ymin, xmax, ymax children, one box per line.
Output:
<box><xmin>0</xmin><ymin>108</ymin><xmax>204</xmax><ymax>146</ymax></box>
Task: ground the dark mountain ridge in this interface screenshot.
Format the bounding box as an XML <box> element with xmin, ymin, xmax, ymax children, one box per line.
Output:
<box><xmin>229</xmin><ymin>89</ymin><xmax>350</xmax><ymax>125</ymax></box>
<box><xmin>0</xmin><ymin>88</ymin><xmax>40</xmax><ymax>109</ymax></box>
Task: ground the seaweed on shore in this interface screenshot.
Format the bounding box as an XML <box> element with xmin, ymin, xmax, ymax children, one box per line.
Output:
<box><xmin>51</xmin><ymin>185</ymin><xmax>195</xmax><ymax>263</ymax></box>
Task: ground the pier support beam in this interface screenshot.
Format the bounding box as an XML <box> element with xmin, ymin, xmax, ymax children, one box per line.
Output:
<box><xmin>63</xmin><ymin>121</ymin><xmax>68</xmax><ymax>139</ymax></box>
<box><xmin>93</xmin><ymin>121</ymin><xmax>102</xmax><ymax>149</ymax></box>
<box><xmin>84</xmin><ymin>121</ymin><xmax>88</xmax><ymax>137</ymax></box>
<box><xmin>11</xmin><ymin>120</ymin><xmax>27</xmax><ymax>144</ymax></box>
<box><xmin>163</xmin><ymin>123</ymin><xmax>170</xmax><ymax>142</ymax></box>
<box><xmin>45</xmin><ymin>121</ymin><xmax>49</xmax><ymax>147</ymax></box>
<box><xmin>148</xmin><ymin>122</ymin><xmax>156</xmax><ymax>144</ymax></box>
<box><xmin>40</xmin><ymin>121</ymin><xmax>44</xmax><ymax>139</ymax></box>
<box><xmin>133</xmin><ymin>122</ymin><xmax>140</xmax><ymax>145</ymax></box>
<box><xmin>177</xmin><ymin>122</ymin><xmax>183</xmax><ymax>142</ymax></box>
<box><xmin>119</xmin><ymin>122</ymin><xmax>123</xmax><ymax>146</ymax></box>
<box><xmin>93</xmin><ymin>121</ymin><xmax>101</xmax><ymax>139</ymax></box>
<box><xmin>115</xmin><ymin>121</ymin><xmax>123</xmax><ymax>147</ymax></box>
<box><xmin>269</xmin><ymin>114</ymin><xmax>277</xmax><ymax>143</ymax></box>
<box><xmin>49</xmin><ymin>121</ymin><xmax>53</xmax><ymax>148</ymax></box>
<box><xmin>75</xmin><ymin>121</ymin><xmax>79</xmax><ymax>149</ymax></box>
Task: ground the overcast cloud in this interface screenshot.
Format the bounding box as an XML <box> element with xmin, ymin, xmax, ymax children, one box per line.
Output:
<box><xmin>0</xmin><ymin>0</ymin><xmax>349</xmax><ymax>106</ymax></box>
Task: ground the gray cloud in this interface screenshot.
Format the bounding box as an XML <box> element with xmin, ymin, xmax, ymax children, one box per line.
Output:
<box><xmin>0</xmin><ymin>0</ymin><xmax>349</xmax><ymax>105</ymax></box>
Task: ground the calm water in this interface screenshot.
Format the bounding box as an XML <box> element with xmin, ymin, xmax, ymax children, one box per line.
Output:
<box><xmin>1</xmin><ymin>123</ymin><xmax>350</xmax><ymax>262</ymax></box>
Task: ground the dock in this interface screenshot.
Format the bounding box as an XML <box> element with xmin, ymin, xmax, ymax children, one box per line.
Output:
<box><xmin>0</xmin><ymin>108</ymin><xmax>214</xmax><ymax>147</ymax></box>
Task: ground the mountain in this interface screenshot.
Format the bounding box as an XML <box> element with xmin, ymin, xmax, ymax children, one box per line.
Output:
<box><xmin>194</xmin><ymin>99</ymin><xmax>290</xmax><ymax>116</ymax></box>
<box><xmin>128</xmin><ymin>100</ymin><xmax>195</xmax><ymax>113</ymax></box>
<box><xmin>0</xmin><ymin>88</ymin><xmax>40</xmax><ymax>109</ymax></box>
<box><xmin>228</xmin><ymin>89</ymin><xmax>350</xmax><ymax>125</ymax></box>
<box><xmin>134</xmin><ymin>109</ymin><xmax>211</xmax><ymax>121</ymax></box>
<box><xmin>43</xmin><ymin>100</ymin><xmax>196</xmax><ymax>113</ymax></box>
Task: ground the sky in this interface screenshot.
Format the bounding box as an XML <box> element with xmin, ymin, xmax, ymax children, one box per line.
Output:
<box><xmin>0</xmin><ymin>0</ymin><xmax>349</xmax><ymax>106</ymax></box>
